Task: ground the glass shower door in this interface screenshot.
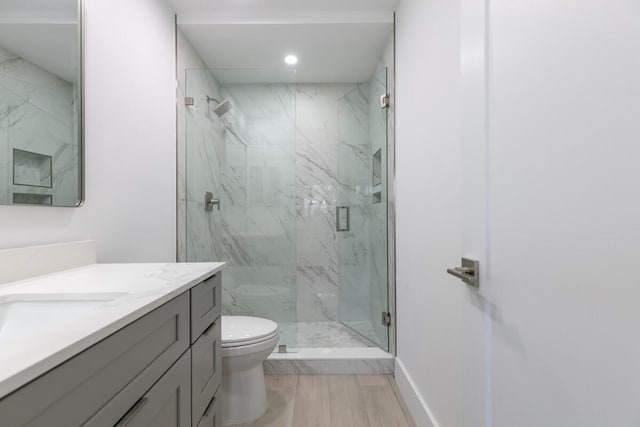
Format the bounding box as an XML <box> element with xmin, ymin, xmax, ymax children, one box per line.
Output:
<box><xmin>337</xmin><ymin>68</ymin><xmax>389</xmax><ymax>351</ymax></box>
<box><xmin>184</xmin><ymin>69</ymin><xmax>298</xmax><ymax>349</ymax></box>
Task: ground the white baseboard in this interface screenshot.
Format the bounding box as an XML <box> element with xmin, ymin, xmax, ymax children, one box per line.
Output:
<box><xmin>395</xmin><ymin>357</ymin><xmax>441</xmax><ymax>427</ymax></box>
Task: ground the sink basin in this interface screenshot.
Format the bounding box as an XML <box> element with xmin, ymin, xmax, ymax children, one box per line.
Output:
<box><xmin>0</xmin><ymin>293</ymin><xmax>128</xmax><ymax>345</ymax></box>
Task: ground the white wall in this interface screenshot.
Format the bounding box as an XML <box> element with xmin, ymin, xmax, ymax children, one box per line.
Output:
<box><xmin>394</xmin><ymin>0</ymin><xmax>463</xmax><ymax>426</ymax></box>
<box><xmin>0</xmin><ymin>0</ymin><xmax>177</xmax><ymax>263</ymax></box>
<box><xmin>84</xmin><ymin>0</ymin><xmax>176</xmax><ymax>262</ymax></box>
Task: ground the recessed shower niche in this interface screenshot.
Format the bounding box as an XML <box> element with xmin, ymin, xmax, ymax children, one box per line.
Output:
<box><xmin>13</xmin><ymin>149</ymin><xmax>52</xmax><ymax>188</ymax></box>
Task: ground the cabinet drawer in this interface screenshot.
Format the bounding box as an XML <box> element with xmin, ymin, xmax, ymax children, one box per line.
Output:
<box><xmin>191</xmin><ymin>319</ymin><xmax>222</xmax><ymax>426</ymax></box>
<box><xmin>190</xmin><ymin>273</ymin><xmax>221</xmax><ymax>343</ymax></box>
<box><xmin>113</xmin><ymin>349</ymin><xmax>191</xmax><ymax>427</ymax></box>
<box><xmin>0</xmin><ymin>292</ymin><xmax>190</xmax><ymax>427</ymax></box>
<box><xmin>196</xmin><ymin>393</ymin><xmax>220</xmax><ymax>427</ymax></box>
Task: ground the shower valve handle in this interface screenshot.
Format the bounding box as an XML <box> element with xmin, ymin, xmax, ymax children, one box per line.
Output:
<box><xmin>205</xmin><ymin>192</ymin><xmax>220</xmax><ymax>211</ymax></box>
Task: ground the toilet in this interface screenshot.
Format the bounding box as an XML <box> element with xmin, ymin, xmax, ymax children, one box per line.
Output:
<box><xmin>221</xmin><ymin>315</ymin><xmax>279</xmax><ymax>425</ymax></box>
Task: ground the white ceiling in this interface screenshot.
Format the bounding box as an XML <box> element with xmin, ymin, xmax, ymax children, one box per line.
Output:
<box><xmin>169</xmin><ymin>0</ymin><xmax>400</xmax><ymax>21</ymax></box>
<box><xmin>170</xmin><ymin>0</ymin><xmax>399</xmax><ymax>83</ymax></box>
<box><xmin>0</xmin><ymin>0</ymin><xmax>78</xmax><ymax>82</ymax></box>
<box><xmin>0</xmin><ymin>24</ymin><xmax>78</xmax><ymax>82</ymax></box>
<box><xmin>0</xmin><ymin>0</ymin><xmax>77</xmax><ymax>23</ymax></box>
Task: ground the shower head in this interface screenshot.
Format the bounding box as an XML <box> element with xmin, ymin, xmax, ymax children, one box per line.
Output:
<box><xmin>213</xmin><ymin>99</ymin><xmax>233</xmax><ymax>117</ymax></box>
<box><xmin>206</xmin><ymin>95</ymin><xmax>234</xmax><ymax>117</ymax></box>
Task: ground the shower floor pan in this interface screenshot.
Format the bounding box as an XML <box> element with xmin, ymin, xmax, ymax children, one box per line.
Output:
<box><xmin>264</xmin><ymin>321</ymin><xmax>394</xmax><ymax>375</ymax></box>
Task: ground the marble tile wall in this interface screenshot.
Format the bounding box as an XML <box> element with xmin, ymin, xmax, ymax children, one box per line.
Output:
<box><xmin>337</xmin><ymin>85</ymin><xmax>373</xmax><ymax>328</ymax></box>
<box><xmin>0</xmin><ymin>46</ymin><xmax>78</xmax><ymax>206</ymax></box>
<box><xmin>219</xmin><ymin>83</ymin><xmax>298</xmax><ymax>323</ymax></box>
<box><xmin>178</xmin><ymin>33</ymin><xmax>299</xmax><ymax>325</ymax></box>
<box><xmin>296</xmin><ymin>83</ymin><xmax>361</xmax><ymax>324</ymax></box>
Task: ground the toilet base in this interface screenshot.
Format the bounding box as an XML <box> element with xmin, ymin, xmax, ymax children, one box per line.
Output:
<box><xmin>221</xmin><ymin>360</ymin><xmax>268</xmax><ymax>425</ymax></box>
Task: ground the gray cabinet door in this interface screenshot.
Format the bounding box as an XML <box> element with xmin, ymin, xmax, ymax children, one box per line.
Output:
<box><xmin>190</xmin><ymin>273</ymin><xmax>221</xmax><ymax>343</ymax></box>
<box><xmin>191</xmin><ymin>319</ymin><xmax>221</xmax><ymax>426</ymax></box>
<box><xmin>115</xmin><ymin>350</ymin><xmax>191</xmax><ymax>427</ymax></box>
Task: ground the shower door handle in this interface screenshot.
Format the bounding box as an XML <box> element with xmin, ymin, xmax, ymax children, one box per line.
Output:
<box><xmin>336</xmin><ymin>206</ymin><xmax>350</xmax><ymax>232</ymax></box>
<box><xmin>205</xmin><ymin>192</ymin><xmax>220</xmax><ymax>211</ymax></box>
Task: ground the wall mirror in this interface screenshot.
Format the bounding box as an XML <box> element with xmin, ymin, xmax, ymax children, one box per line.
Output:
<box><xmin>0</xmin><ymin>0</ymin><xmax>83</xmax><ymax>207</ymax></box>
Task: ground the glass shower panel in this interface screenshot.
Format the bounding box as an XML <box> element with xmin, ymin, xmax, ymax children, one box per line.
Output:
<box><xmin>337</xmin><ymin>68</ymin><xmax>389</xmax><ymax>351</ymax></box>
<box><xmin>184</xmin><ymin>69</ymin><xmax>298</xmax><ymax>349</ymax></box>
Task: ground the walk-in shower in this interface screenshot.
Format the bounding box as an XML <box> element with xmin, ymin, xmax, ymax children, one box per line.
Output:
<box><xmin>177</xmin><ymin>28</ymin><xmax>395</xmax><ymax>372</ymax></box>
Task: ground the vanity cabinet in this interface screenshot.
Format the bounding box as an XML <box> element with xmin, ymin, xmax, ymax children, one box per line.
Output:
<box><xmin>190</xmin><ymin>273</ymin><xmax>222</xmax><ymax>427</ymax></box>
<box><xmin>0</xmin><ymin>272</ymin><xmax>223</xmax><ymax>427</ymax></box>
<box><xmin>110</xmin><ymin>349</ymin><xmax>192</xmax><ymax>427</ymax></box>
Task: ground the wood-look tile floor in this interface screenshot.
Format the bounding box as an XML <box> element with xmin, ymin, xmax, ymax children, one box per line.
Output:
<box><xmin>234</xmin><ymin>375</ymin><xmax>417</xmax><ymax>427</ymax></box>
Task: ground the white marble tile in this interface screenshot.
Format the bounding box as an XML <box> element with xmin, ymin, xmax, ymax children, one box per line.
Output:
<box><xmin>223</xmin><ymin>266</ymin><xmax>297</xmax><ymax>322</ymax></box>
<box><xmin>296</xmin><ymin>205</ymin><xmax>337</xmax><ymax>268</ymax></box>
<box><xmin>296</xmin><ymin>266</ymin><xmax>338</xmax><ymax>322</ymax></box>
<box><xmin>222</xmin><ymin>84</ymin><xmax>296</xmax><ymax>146</ymax></box>
<box><xmin>295</xmin><ymin>84</ymin><xmax>357</xmax><ymax>206</ymax></box>
<box><xmin>338</xmin><ymin>264</ymin><xmax>371</xmax><ymax>323</ymax></box>
<box><xmin>276</xmin><ymin>321</ymin><xmax>374</xmax><ymax>348</ymax></box>
<box><xmin>337</xmin><ymin>83</ymin><xmax>369</xmax><ymax>148</ymax></box>
<box><xmin>295</xmin><ymin>132</ymin><xmax>338</xmax><ymax>206</ymax></box>
<box><xmin>295</xmin><ymin>84</ymin><xmax>354</xmax><ymax>146</ymax></box>
<box><xmin>262</xmin><ymin>144</ymin><xmax>296</xmax><ymax>206</ymax></box>
<box><xmin>220</xmin><ymin>205</ymin><xmax>296</xmax><ymax>266</ymax></box>
<box><xmin>185</xmin><ymin>200</ymin><xmax>223</xmax><ymax>262</ymax></box>
<box><xmin>337</xmin><ymin>143</ymin><xmax>372</xmax><ymax>206</ymax></box>
<box><xmin>338</xmin><ymin>205</ymin><xmax>372</xmax><ymax>267</ymax></box>
<box><xmin>185</xmin><ymin>107</ymin><xmax>225</xmax><ymax>202</ymax></box>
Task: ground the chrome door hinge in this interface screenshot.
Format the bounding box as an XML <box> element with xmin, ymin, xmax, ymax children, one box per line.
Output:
<box><xmin>185</xmin><ymin>97</ymin><xmax>194</xmax><ymax>106</ymax></box>
<box><xmin>380</xmin><ymin>94</ymin><xmax>390</xmax><ymax>109</ymax></box>
<box><xmin>382</xmin><ymin>312</ymin><xmax>392</xmax><ymax>327</ymax></box>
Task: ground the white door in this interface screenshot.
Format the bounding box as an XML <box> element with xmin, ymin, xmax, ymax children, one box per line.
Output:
<box><xmin>459</xmin><ymin>1</ymin><xmax>640</xmax><ymax>426</ymax></box>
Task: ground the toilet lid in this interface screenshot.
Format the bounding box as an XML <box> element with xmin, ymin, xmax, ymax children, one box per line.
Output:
<box><xmin>221</xmin><ymin>315</ymin><xmax>278</xmax><ymax>345</ymax></box>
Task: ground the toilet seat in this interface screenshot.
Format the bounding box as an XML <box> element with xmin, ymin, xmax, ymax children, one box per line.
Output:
<box><xmin>221</xmin><ymin>315</ymin><xmax>278</xmax><ymax>348</ymax></box>
<box><xmin>222</xmin><ymin>330</ymin><xmax>279</xmax><ymax>348</ymax></box>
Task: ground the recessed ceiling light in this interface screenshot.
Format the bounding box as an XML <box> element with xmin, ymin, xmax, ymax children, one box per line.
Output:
<box><xmin>284</xmin><ymin>55</ymin><xmax>298</xmax><ymax>65</ymax></box>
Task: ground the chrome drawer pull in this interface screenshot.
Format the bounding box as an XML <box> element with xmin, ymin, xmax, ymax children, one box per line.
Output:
<box><xmin>203</xmin><ymin>319</ymin><xmax>217</xmax><ymax>336</ymax></box>
<box><xmin>115</xmin><ymin>397</ymin><xmax>148</xmax><ymax>427</ymax></box>
<box><xmin>203</xmin><ymin>396</ymin><xmax>216</xmax><ymax>418</ymax></box>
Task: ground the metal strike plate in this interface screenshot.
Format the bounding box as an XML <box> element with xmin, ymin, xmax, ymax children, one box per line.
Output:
<box><xmin>447</xmin><ymin>258</ymin><xmax>479</xmax><ymax>288</ymax></box>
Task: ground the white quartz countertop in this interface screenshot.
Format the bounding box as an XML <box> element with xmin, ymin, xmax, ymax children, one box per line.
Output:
<box><xmin>0</xmin><ymin>262</ymin><xmax>225</xmax><ymax>399</ymax></box>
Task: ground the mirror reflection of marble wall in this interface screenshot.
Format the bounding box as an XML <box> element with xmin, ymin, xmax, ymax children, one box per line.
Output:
<box><xmin>0</xmin><ymin>0</ymin><xmax>82</xmax><ymax>206</ymax></box>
